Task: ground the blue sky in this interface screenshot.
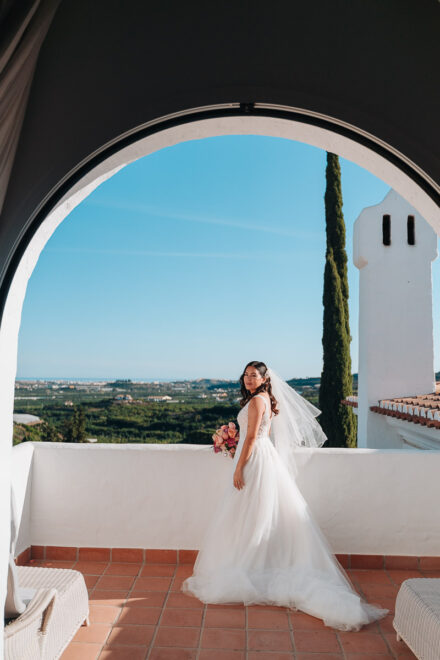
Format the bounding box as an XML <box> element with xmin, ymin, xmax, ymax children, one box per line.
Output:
<box><xmin>16</xmin><ymin>135</ymin><xmax>440</xmax><ymax>381</ymax></box>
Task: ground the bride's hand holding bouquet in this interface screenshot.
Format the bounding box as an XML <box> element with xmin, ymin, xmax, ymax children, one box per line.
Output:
<box><xmin>212</xmin><ymin>422</ymin><xmax>239</xmax><ymax>458</ymax></box>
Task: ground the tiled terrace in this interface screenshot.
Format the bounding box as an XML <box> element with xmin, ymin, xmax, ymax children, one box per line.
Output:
<box><xmin>9</xmin><ymin>443</ymin><xmax>440</xmax><ymax>659</ymax></box>
<box><xmin>21</xmin><ymin>550</ymin><xmax>436</xmax><ymax>659</ymax></box>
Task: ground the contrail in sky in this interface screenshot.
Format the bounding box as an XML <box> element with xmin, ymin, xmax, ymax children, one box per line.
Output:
<box><xmin>83</xmin><ymin>198</ymin><xmax>321</xmax><ymax>240</ymax></box>
<box><xmin>46</xmin><ymin>247</ymin><xmax>289</xmax><ymax>259</ymax></box>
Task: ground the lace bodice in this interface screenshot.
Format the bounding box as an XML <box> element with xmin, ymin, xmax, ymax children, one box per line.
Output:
<box><xmin>237</xmin><ymin>393</ymin><xmax>273</xmax><ymax>442</ymax></box>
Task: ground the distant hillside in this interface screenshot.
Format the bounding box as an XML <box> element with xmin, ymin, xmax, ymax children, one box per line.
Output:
<box><xmin>206</xmin><ymin>381</ymin><xmax>240</xmax><ymax>390</ymax></box>
<box><xmin>287</xmin><ymin>377</ymin><xmax>320</xmax><ymax>388</ymax></box>
<box><xmin>165</xmin><ymin>375</ymin><xmax>360</xmax><ymax>390</ymax></box>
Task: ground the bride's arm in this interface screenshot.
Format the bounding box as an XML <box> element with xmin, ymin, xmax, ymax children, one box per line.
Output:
<box><xmin>233</xmin><ymin>397</ymin><xmax>264</xmax><ymax>490</ymax></box>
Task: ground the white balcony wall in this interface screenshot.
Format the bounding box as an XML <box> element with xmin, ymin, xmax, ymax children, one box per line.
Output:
<box><xmin>11</xmin><ymin>442</ymin><xmax>440</xmax><ymax>557</ymax></box>
<box><xmin>12</xmin><ymin>442</ymin><xmax>34</xmax><ymax>554</ymax></box>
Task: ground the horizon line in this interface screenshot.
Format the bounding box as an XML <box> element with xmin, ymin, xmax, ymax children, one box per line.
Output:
<box><xmin>15</xmin><ymin>374</ymin><xmax>353</xmax><ymax>382</ymax></box>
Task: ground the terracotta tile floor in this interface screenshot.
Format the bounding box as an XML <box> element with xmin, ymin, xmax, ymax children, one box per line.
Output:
<box><xmin>24</xmin><ymin>557</ymin><xmax>432</xmax><ymax>659</ymax></box>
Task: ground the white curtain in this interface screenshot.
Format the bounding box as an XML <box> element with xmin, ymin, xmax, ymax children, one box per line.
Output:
<box><xmin>0</xmin><ymin>0</ymin><xmax>60</xmax><ymax>214</ymax></box>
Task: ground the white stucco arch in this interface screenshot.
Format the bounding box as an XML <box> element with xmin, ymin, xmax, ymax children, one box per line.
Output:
<box><xmin>1</xmin><ymin>112</ymin><xmax>439</xmax><ymax>636</ymax></box>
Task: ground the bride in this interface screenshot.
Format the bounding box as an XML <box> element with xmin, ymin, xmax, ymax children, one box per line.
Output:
<box><xmin>181</xmin><ymin>360</ymin><xmax>388</xmax><ymax>631</ymax></box>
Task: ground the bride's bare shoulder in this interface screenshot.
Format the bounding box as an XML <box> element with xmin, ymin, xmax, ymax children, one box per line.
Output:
<box><xmin>249</xmin><ymin>394</ymin><xmax>267</xmax><ymax>414</ymax></box>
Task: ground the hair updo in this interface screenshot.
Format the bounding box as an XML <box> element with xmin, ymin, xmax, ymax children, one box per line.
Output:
<box><xmin>239</xmin><ymin>361</ymin><xmax>279</xmax><ymax>417</ymax></box>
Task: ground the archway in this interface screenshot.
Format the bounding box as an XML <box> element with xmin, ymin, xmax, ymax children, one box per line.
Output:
<box><xmin>2</xmin><ymin>110</ymin><xmax>440</xmax><ymax>641</ymax></box>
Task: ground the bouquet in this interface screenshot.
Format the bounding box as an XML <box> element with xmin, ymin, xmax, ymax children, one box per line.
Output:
<box><xmin>212</xmin><ymin>422</ymin><xmax>239</xmax><ymax>458</ymax></box>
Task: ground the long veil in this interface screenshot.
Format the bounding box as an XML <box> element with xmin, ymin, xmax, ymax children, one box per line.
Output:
<box><xmin>267</xmin><ymin>366</ymin><xmax>327</xmax><ymax>477</ymax></box>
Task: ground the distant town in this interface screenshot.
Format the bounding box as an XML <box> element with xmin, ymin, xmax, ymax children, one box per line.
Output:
<box><xmin>12</xmin><ymin>376</ymin><xmax>343</xmax><ymax>446</ymax></box>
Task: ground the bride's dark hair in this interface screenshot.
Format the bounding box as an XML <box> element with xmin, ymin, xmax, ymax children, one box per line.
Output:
<box><xmin>239</xmin><ymin>361</ymin><xmax>279</xmax><ymax>417</ymax></box>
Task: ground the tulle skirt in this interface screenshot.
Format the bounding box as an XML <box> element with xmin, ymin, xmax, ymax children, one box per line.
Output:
<box><xmin>181</xmin><ymin>435</ymin><xmax>388</xmax><ymax>631</ymax></box>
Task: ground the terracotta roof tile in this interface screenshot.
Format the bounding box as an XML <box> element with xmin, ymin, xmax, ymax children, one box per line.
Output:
<box><xmin>369</xmin><ymin>386</ymin><xmax>440</xmax><ymax>428</ymax></box>
<box><xmin>341</xmin><ymin>396</ymin><xmax>358</xmax><ymax>408</ymax></box>
<box><xmin>342</xmin><ymin>386</ymin><xmax>440</xmax><ymax>429</ymax></box>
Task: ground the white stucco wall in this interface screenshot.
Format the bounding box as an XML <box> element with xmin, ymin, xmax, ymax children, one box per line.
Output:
<box><xmin>11</xmin><ymin>442</ymin><xmax>34</xmax><ymax>554</ymax></box>
<box><xmin>354</xmin><ymin>189</ymin><xmax>438</xmax><ymax>448</ymax></box>
<box><xmin>11</xmin><ymin>442</ymin><xmax>440</xmax><ymax>557</ymax></box>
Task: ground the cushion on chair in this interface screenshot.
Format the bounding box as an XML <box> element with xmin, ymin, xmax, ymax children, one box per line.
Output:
<box><xmin>5</xmin><ymin>486</ymin><xmax>37</xmax><ymax>618</ymax></box>
<box><xmin>5</xmin><ymin>555</ymin><xmax>26</xmax><ymax>619</ymax></box>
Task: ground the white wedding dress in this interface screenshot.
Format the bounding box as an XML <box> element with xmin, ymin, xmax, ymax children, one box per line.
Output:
<box><xmin>181</xmin><ymin>393</ymin><xmax>388</xmax><ymax>631</ymax></box>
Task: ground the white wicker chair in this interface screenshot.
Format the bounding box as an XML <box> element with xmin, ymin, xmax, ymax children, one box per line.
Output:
<box><xmin>4</xmin><ymin>588</ymin><xmax>57</xmax><ymax>659</ymax></box>
<box><xmin>4</xmin><ymin>566</ymin><xmax>89</xmax><ymax>660</ymax></box>
<box><xmin>4</xmin><ymin>487</ymin><xmax>89</xmax><ymax>658</ymax></box>
<box><xmin>5</xmin><ymin>566</ymin><xmax>89</xmax><ymax>660</ymax></box>
<box><xmin>393</xmin><ymin>578</ymin><xmax>440</xmax><ymax>660</ymax></box>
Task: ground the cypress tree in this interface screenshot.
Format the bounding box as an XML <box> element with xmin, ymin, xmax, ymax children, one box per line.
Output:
<box><xmin>319</xmin><ymin>153</ymin><xmax>356</xmax><ymax>448</ymax></box>
<box><xmin>324</xmin><ymin>153</ymin><xmax>350</xmax><ymax>339</ymax></box>
<box><xmin>63</xmin><ymin>406</ymin><xmax>87</xmax><ymax>443</ymax></box>
<box><xmin>63</xmin><ymin>415</ymin><xmax>75</xmax><ymax>443</ymax></box>
<box><xmin>76</xmin><ymin>407</ymin><xmax>87</xmax><ymax>443</ymax></box>
<box><xmin>41</xmin><ymin>421</ymin><xmax>59</xmax><ymax>442</ymax></box>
